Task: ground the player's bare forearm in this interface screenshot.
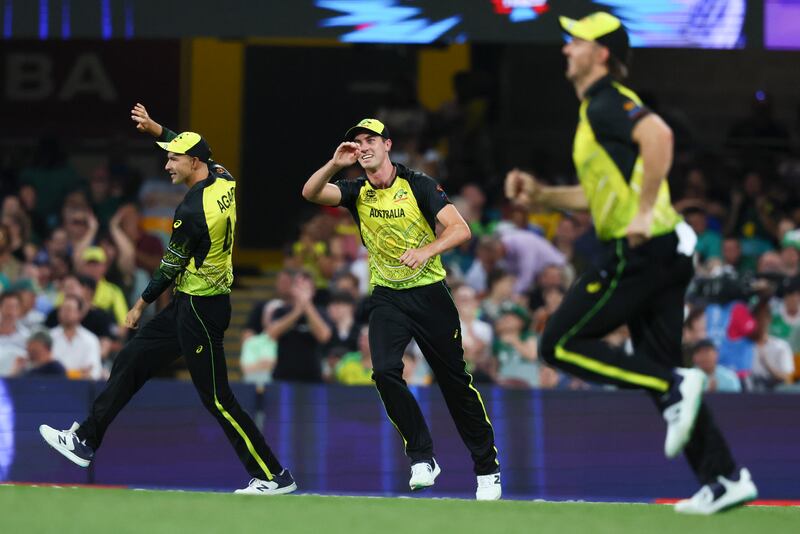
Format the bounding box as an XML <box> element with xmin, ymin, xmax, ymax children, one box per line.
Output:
<box><xmin>539</xmin><ymin>185</ymin><xmax>589</xmax><ymax>211</ymax></box>
<box><xmin>302</xmin><ymin>160</ymin><xmax>343</xmax><ymax>206</ymax></box>
<box><xmin>424</xmin><ymin>220</ymin><xmax>471</xmax><ymax>258</ymax></box>
<box><xmin>634</xmin><ymin>114</ymin><xmax>673</xmax><ymax>214</ymax></box>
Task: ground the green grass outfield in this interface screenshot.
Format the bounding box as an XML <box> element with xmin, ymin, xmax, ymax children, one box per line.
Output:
<box><xmin>1</xmin><ymin>485</ymin><xmax>798</xmax><ymax>534</ymax></box>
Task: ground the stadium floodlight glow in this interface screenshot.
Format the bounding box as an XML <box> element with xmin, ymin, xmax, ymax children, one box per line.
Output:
<box><xmin>0</xmin><ymin>380</ymin><xmax>14</xmax><ymax>481</ymax></box>
<box><xmin>317</xmin><ymin>0</ymin><xmax>461</xmax><ymax>44</ymax></box>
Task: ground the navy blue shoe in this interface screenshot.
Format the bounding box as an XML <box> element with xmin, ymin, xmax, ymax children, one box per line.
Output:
<box><xmin>39</xmin><ymin>422</ymin><xmax>94</xmax><ymax>467</ymax></box>
<box><xmin>235</xmin><ymin>469</ymin><xmax>298</xmax><ymax>495</ymax></box>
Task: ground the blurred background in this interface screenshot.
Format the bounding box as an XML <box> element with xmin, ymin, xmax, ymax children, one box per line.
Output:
<box><xmin>2</xmin><ymin>0</ymin><xmax>800</xmax><ymax>499</ymax></box>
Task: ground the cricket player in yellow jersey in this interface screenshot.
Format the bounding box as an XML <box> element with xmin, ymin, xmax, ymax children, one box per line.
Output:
<box><xmin>505</xmin><ymin>12</ymin><xmax>757</xmax><ymax>514</ymax></box>
<box><xmin>40</xmin><ymin>104</ymin><xmax>295</xmax><ymax>495</ymax></box>
<box><xmin>303</xmin><ymin>118</ymin><xmax>501</xmax><ymax>500</ymax></box>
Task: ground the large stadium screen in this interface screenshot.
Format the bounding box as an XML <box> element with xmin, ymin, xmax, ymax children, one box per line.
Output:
<box><xmin>3</xmin><ymin>0</ymin><xmax>750</xmax><ymax>49</ymax></box>
<box><xmin>315</xmin><ymin>0</ymin><xmax>749</xmax><ymax>48</ymax></box>
<box><xmin>765</xmin><ymin>0</ymin><xmax>800</xmax><ymax>50</ymax></box>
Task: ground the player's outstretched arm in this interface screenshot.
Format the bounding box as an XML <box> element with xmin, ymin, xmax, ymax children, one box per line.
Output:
<box><xmin>130</xmin><ymin>102</ymin><xmax>165</xmax><ymax>138</ymax></box>
<box><xmin>302</xmin><ymin>142</ymin><xmax>360</xmax><ymax>206</ymax></box>
<box><xmin>505</xmin><ymin>168</ymin><xmax>588</xmax><ymax>211</ymax></box>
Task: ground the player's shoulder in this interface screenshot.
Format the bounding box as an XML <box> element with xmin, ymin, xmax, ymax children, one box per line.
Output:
<box><xmin>335</xmin><ymin>176</ymin><xmax>368</xmax><ymax>192</ymax></box>
<box><xmin>209</xmin><ymin>161</ymin><xmax>235</xmax><ymax>181</ymax></box>
<box><xmin>587</xmin><ymin>79</ymin><xmax>646</xmax><ymax>122</ymax></box>
<box><xmin>397</xmin><ymin>163</ymin><xmax>437</xmax><ymax>188</ymax></box>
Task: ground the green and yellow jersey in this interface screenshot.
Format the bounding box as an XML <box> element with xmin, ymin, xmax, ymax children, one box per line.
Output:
<box><xmin>336</xmin><ymin>163</ymin><xmax>450</xmax><ymax>290</ymax></box>
<box><xmin>573</xmin><ymin>75</ymin><xmax>681</xmax><ymax>241</ymax></box>
<box><xmin>141</xmin><ymin>128</ymin><xmax>236</xmax><ymax>303</ymax></box>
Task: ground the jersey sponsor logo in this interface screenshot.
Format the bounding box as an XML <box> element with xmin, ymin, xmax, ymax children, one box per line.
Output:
<box><xmin>393</xmin><ymin>188</ymin><xmax>409</xmax><ymax>203</ymax></box>
<box><xmin>435</xmin><ymin>183</ymin><xmax>449</xmax><ymax>202</ymax></box>
<box><xmin>363</xmin><ymin>189</ymin><xmax>378</xmax><ymax>204</ymax></box>
<box><xmin>217</xmin><ymin>186</ymin><xmax>235</xmax><ymax>213</ymax></box>
<box><xmin>369</xmin><ymin>207</ymin><xmax>405</xmax><ymax>219</ymax></box>
<box><xmin>624</xmin><ymin>100</ymin><xmax>646</xmax><ymax>120</ymax></box>
<box><xmin>173</xmin><ymin>220</ymin><xmax>183</xmax><ymax>228</ymax></box>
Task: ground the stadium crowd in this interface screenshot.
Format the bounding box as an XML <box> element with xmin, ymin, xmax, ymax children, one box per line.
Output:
<box><xmin>2</xmin><ymin>74</ymin><xmax>800</xmax><ymax>393</ymax></box>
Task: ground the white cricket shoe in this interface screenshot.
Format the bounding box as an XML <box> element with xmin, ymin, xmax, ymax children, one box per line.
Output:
<box><xmin>663</xmin><ymin>368</ymin><xmax>706</xmax><ymax>458</ymax></box>
<box><xmin>675</xmin><ymin>468</ymin><xmax>758</xmax><ymax>515</ymax></box>
<box><xmin>409</xmin><ymin>459</ymin><xmax>441</xmax><ymax>490</ymax></box>
<box><xmin>39</xmin><ymin>422</ymin><xmax>94</xmax><ymax>468</ymax></box>
<box><xmin>476</xmin><ymin>471</ymin><xmax>502</xmax><ymax>501</ymax></box>
<box><xmin>234</xmin><ymin>469</ymin><xmax>297</xmax><ymax>495</ymax></box>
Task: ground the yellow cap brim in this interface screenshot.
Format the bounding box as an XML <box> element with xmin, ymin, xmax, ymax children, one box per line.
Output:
<box><xmin>559</xmin><ymin>13</ymin><xmax>621</xmax><ymax>42</ymax></box>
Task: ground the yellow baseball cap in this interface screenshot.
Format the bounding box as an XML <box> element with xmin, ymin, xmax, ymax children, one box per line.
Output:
<box><xmin>156</xmin><ymin>131</ymin><xmax>212</xmax><ymax>162</ymax></box>
<box><xmin>559</xmin><ymin>12</ymin><xmax>630</xmax><ymax>63</ymax></box>
<box><xmin>82</xmin><ymin>246</ymin><xmax>107</xmax><ymax>263</ymax></box>
<box><xmin>344</xmin><ymin>118</ymin><xmax>391</xmax><ymax>141</ymax></box>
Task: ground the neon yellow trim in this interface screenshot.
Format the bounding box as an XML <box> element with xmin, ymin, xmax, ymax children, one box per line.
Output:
<box><xmin>555</xmin><ymin>241</ymin><xmax>669</xmax><ymax>393</ymax></box>
<box><xmin>555</xmin><ymin>345</ymin><xmax>669</xmax><ymax>391</ymax></box>
<box><xmin>467</xmin><ymin>377</ymin><xmax>500</xmax><ymax>465</ymax></box>
<box><xmin>371</xmin><ymin>381</ymin><xmax>408</xmax><ymax>451</ymax></box>
<box><xmin>189</xmin><ymin>296</ymin><xmax>273</xmax><ymax>480</ymax></box>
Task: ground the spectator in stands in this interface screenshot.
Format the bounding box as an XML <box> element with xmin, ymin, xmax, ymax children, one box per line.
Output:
<box><xmin>288</xmin><ymin>217</ymin><xmax>332</xmax><ymax>291</ymax></box>
<box><xmin>528</xmin><ymin>264</ymin><xmax>568</xmax><ymax>315</ymax></box>
<box><xmin>335</xmin><ymin>325</ymin><xmax>374</xmax><ymax>386</ymax></box>
<box><xmin>493</xmin><ymin>302</ymin><xmax>538</xmax><ymax>388</ymax></box>
<box><xmin>683</xmin><ymin>205</ymin><xmax>722</xmax><ymax>264</ymax></box>
<box><xmin>113</xmin><ymin>204</ymin><xmax>164</xmax><ymax>274</ymax></box>
<box><xmin>268</xmin><ymin>271</ymin><xmax>332</xmax><ymax>383</ymax></box>
<box><xmin>45</xmin><ymin>273</ymin><xmax>118</xmax><ymax>362</ymax></box>
<box><xmin>531</xmin><ymin>286</ymin><xmax>565</xmax><ymax>335</ymax></box>
<box><xmin>17</xmin><ymin>184</ymin><xmax>48</xmax><ymax>245</ymax></box>
<box><xmin>8</xmin><ymin>278</ymin><xmax>45</xmax><ymax>330</ymax></box>
<box><xmin>19</xmin><ymin>136</ymin><xmax>84</xmax><ymax>230</ymax></box>
<box><xmin>87</xmin><ymin>166</ymin><xmax>123</xmax><ymax>231</ymax></box>
<box><xmin>14</xmin><ymin>330</ymin><xmax>66</xmax><ymax>378</ymax></box>
<box><xmin>50</xmin><ymin>295</ymin><xmax>102</xmax><ymax>380</ymax></box>
<box><xmin>0</xmin><ymin>291</ymin><xmax>29</xmax><ymax>376</ymax></box>
<box><xmin>464</xmin><ymin>236</ymin><xmax>504</xmax><ymax>295</ymax></box>
<box><xmin>749</xmin><ymin>301</ymin><xmax>795</xmax><ymax>391</ymax></box>
<box><xmin>721</xmin><ymin>236</ymin><xmax>746</xmax><ymax>276</ymax></box>
<box><xmin>458</xmin><ymin>183</ymin><xmax>498</xmax><ymax>238</ymax></box>
<box><xmin>331</xmin><ymin>271</ymin><xmax>369</xmax><ymax>323</ymax></box>
<box><xmin>724</xmin><ymin>171</ymin><xmax>778</xmax><ymax>271</ymax></box>
<box><xmin>239</xmin><ymin>301</ymin><xmax>280</xmax><ymax>388</ymax></box>
<box><xmin>780</xmin><ymin>230</ymin><xmax>800</xmax><ymax>277</ymax></box>
<box><xmin>691</xmin><ymin>339</ymin><xmax>741</xmax><ymax>393</ymax></box>
<box><xmin>770</xmin><ymin>276</ymin><xmax>800</xmax><ymax>355</ymax></box>
<box><xmin>497</xmin><ymin>225</ymin><xmax>566</xmax><ymax>295</ymax></box>
<box><xmin>0</xmin><ymin>223</ymin><xmax>22</xmax><ymax>287</ymax></box>
<box><xmin>479</xmin><ymin>269</ymin><xmax>517</xmax><ymax>324</ymax></box>
<box><xmin>241</xmin><ymin>268</ymin><xmax>295</xmax><ymax>342</ymax></box>
<box><xmin>76</xmin><ymin>246</ymin><xmax>129</xmax><ymax>326</ymax></box>
<box><xmin>453</xmin><ymin>284</ymin><xmax>495</xmax><ymax>382</ymax></box>
<box><xmin>323</xmin><ymin>291</ymin><xmax>359</xmax><ymax>363</ymax></box>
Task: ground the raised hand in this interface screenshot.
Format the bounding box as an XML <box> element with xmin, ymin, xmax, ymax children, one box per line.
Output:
<box><xmin>131</xmin><ymin>102</ymin><xmax>163</xmax><ymax>137</ymax></box>
<box><xmin>504</xmin><ymin>168</ymin><xmax>539</xmax><ymax>207</ymax></box>
<box><xmin>332</xmin><ymin>142</ymin><xmax>361</xmax><ymax>168</ymax></box>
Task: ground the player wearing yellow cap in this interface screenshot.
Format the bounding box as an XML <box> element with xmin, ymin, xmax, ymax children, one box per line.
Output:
<box><xmin>506</xmin><ymin>12</ymin><xmax>757</xmax><ymax>514</ymax></box>
<box><xmin>39</xmin><ymin>104</ymin><xmax>295</xmax><ymax>496</ymax></box>
<box><xmin>302</xmin><ymin>118</ymin><xmax>501</xmax><ymax>500</ymax></box>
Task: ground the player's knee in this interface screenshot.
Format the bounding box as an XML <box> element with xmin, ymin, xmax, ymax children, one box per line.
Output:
<box><xmin>538</xmin><ymin>327</ymin><xmax>559</xmax><ymax>366</ymax></box>
<box><xmin>371</xmin><ymin>365</ymin><xmax>403</xmax><ymax>385</ymax></box>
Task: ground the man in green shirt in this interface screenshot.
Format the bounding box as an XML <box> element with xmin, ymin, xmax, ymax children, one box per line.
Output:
<box><xmin>505</xmin><ymin>12</ymin><xmax>756</xmax><ymax>514</ymax></box>
<box><xmin>302</xmin><ymin>118</ymin><xmax>500</xmax><ymax>500</ymax></box>
<box><xmin>40</xmin><ymin>104</ymin><xmax>295</xmax><ymax>495</ymax></box>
